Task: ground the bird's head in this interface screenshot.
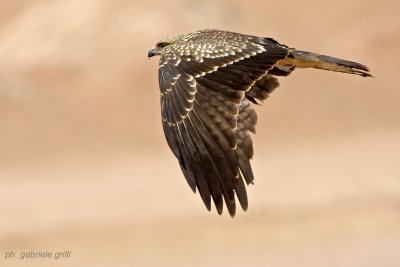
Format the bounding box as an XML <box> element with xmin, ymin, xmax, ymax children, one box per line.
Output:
<box><xmin>148</xmin><ymin>34</ymin><xmax>185</xmax><ymax>58</ymax></box>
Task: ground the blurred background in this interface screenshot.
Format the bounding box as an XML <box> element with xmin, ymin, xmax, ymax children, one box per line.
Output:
<box><xmin>0</xmin><ymin>0</ymin><xmax>399</xmax><ymax>266</ymax></box>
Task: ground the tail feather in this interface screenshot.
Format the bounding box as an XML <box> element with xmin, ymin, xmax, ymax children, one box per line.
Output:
<box><xmin>278</xmin><ymin>49</ymin><xmax>372</xmax><ymax>77</ymax></box>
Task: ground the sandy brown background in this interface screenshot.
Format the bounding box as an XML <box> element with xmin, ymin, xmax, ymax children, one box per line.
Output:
<box><xmin>0</xmin><ymin>0</ymin><xmax>399</xmax><ymax>266</ymax></box>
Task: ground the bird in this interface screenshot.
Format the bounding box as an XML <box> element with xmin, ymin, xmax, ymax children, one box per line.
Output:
<box><xmin>148</xmin><ymin>29</ymin><xmax>371</xmax><ymax>217</ymax></box>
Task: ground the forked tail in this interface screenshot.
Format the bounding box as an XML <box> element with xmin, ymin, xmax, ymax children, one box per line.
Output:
<box><xmin>278</xmin><ymin>49</ymin><xmax>372</xmax><ymax>77</ymax></box>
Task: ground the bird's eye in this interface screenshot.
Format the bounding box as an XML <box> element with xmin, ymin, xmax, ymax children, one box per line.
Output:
<box><xmin>157</xmin><ymin>42</ymin><xmax>168</xmax><ymax>48</ymax></box>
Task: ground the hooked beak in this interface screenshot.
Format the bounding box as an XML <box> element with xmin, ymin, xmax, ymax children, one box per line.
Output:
<box><xmin>148</xmin><ymin>48</ymin><xmax>156</xmax><ymax>59</ymax></box>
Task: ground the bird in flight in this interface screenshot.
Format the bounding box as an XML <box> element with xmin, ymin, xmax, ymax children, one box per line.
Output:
<box><xmin>148</xmin><ymin>29</ymin><xmax>371</xmax><ymax>217</ymax></box>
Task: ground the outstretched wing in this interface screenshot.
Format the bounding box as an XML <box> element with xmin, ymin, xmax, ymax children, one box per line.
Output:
<box><xmin>159</xmin><ymin>30</ymin><xmax>289</xmax><ymax>216</ymax></box>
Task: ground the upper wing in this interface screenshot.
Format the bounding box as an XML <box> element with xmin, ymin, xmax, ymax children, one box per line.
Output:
<box><xmin>159</xmin><ymin>30</ymin><xmax>289</xmax><ymax>216</ymax></box>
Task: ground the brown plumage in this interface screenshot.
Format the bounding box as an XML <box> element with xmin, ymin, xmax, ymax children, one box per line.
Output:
<box><xmin>148</xmin><ymin>29</ymin><xmax>371</xmax><ymax>217</ymax></box>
